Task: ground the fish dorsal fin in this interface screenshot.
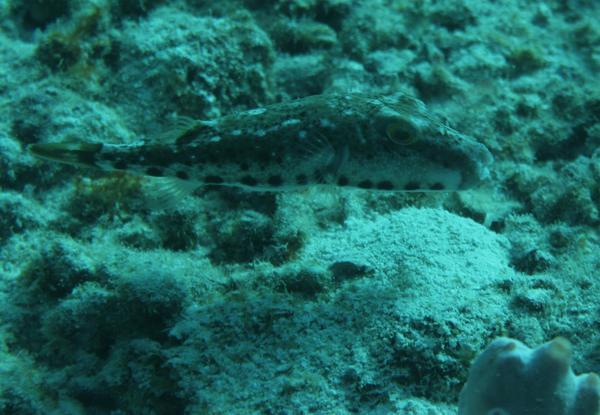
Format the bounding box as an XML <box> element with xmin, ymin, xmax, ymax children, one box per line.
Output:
<box><xmin>149</xmin><ymin>117</ymin><xmax>217</xmax><ymax>145</ymax></box>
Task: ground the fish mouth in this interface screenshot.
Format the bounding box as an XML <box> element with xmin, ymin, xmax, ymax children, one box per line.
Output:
<box><xmin>28</xmin><ymin>142</ymin><xmax>103</xmax><ymax>167</ymax></box>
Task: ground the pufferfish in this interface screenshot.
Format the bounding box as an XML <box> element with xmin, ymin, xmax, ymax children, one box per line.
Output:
<box><xmin>28</xmin><ymin>93</ymin><xmax>493</xmax><ymax>193</ymax></box>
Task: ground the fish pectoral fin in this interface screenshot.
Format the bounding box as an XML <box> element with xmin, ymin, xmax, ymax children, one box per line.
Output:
<box><xmin>318</xmin><ymin>143</ymin><xmax>348</xmax><ymax>183</ymax></box>
<box><xmin>327</xmin><ymin>144</ymin><xmax>349</xmax><ymax>176</ymax></box>
<box><xmin>298</xmin><ymin>132</ymin><xmax>332</xmax><ymax>160</ymax></box>
<box><xmin>298</xmin><ymin>133</ymin><xmax>348</xmax><ymax>183</ymax></box>
<box><xmin>141</xmin><ymin>176</ymin><xmax>200</xmax><ymax>210</ymax></box>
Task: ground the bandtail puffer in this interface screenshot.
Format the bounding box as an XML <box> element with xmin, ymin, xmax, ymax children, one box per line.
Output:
<box><xmin>29</xmin><ymin>93</ymin><xmax>493</xmax><ymax>193</ymax></box>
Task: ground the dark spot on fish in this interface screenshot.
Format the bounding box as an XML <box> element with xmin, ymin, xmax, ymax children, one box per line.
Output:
<box><xmin>358</xmin><ymin>180</ymin><xmax>373</xmax><ymax>189</ymax></box>
<box><xmin>430</xmin><ymin>182</ymin><xmax>445</xmax><ymax>190</ymax></box>
<box><xmin>146</xmin><ymin>167</ymin><xmax>163</xmax><ymax>177</ymax></box>
<box><xmin>114</xmin><ymin>160</ymin><xmax>128</xmax><ymax>170</ymax></box>
<box><xmin>268</xmin><ymin>175</ymin><xmax>283</xmax><ymax>186</ymax></box>
<box><xmin>240</xmin><ymin>162</ymin><xmax>249</xmax><ymax>171</ymax></box>
<box><xmin>204</xmin><ymin>175</ymin><xmax>223</xmax><ymax>184</ymax></box>
<box><xmin>377</xmin><ymin>180</ymin><xmax>394</xmax><ymax>190</ymax></box>
<box><xmin>404</xmin><ymin>181</ymin><xmax>420</xmax><ymax>191</ymax></box>
<box><xmin>296</xmin><ymin>174</ymin><xmax>308</xmax><ymax>185</ymax></box>
<box><xmin>241</xmin><ymin>175</ymin><xmax>258</xmax><ymax>186</ymax></box>
<box><xmin>337</xmin><ymin>176</ymin><xmax>349</xmax><ymax>186</ymax></box>
<box><xmin>176</xmin><ymin>170</ymin><xmax>189</xmax><ymax>180</ymax></box>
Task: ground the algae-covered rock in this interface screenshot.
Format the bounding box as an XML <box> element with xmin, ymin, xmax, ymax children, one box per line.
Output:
<box><xmin>113</xmin><ymin>7</ymin><xmax>275</xmax><ymax>120</ymax></box>
<box><xmin>10</xmin><ymin>0</ymin><xmax>71</xmax><ymax>30</ymax></box>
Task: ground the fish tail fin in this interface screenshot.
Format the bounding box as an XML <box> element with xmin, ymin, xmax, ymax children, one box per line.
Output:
<box><xmin>28</xmin><ymin>142</ymin><xmax>103</xmax><ymax>168</ymax></box>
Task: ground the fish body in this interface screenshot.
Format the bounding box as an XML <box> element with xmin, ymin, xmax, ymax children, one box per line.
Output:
<box><xmin>29</xmin><ymin>93</ymin><xmax>493</xmax><ymax>192</ymax></box>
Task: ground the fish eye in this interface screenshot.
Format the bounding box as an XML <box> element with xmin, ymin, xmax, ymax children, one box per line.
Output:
<box><xmin>385</xmin><ymin>118</ymin><xmax>419</xmax><ymax>145</ymax></box>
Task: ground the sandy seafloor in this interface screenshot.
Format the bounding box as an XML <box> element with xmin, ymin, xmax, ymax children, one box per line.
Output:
<box><xmin>0</xmin><ymin>0</ymin><xmax>598</xmax><ymax>414</ymax></box>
